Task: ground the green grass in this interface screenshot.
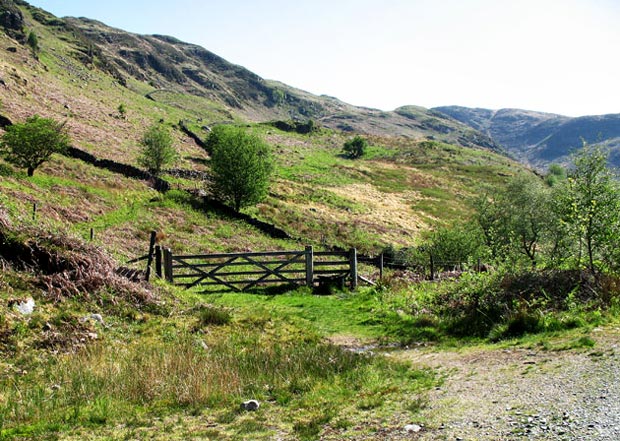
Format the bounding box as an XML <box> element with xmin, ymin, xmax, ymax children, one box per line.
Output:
<box><xmin>206</xmin><ymin>287</ymin><xmax>385</xmax><ymax>339</ymax></box>
<box><xmin>0</xmin><ymin>297</ymin><xmax>438</xmax><ymax>439</ymax></box>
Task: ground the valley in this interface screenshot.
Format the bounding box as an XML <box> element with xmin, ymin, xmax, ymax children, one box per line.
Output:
<box><xmin>1</xmin><ymin>1</ymin><xmax>619</xmax><ymax>440</ymax></box>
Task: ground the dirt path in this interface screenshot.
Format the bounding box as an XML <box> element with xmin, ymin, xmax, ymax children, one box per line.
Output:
<box><xmin>391</xmin><ymin>327</ymin><xmax>620</xmax><ymax>440</ymax></box>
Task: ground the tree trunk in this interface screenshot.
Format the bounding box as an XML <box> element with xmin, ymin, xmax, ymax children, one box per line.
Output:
<box><xmin>27</xmin><ymin>167</ymin><xmax>35</xmax><ymax>177</ymax></box>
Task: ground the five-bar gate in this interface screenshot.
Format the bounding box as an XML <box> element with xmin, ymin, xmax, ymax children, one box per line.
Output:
<box><xmin>157</xmin><ymin>246</ymin><xmax>359</xmax><ymax>292</ymax></box>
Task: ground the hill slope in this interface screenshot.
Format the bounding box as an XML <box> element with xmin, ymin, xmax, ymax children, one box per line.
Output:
<box><xmin>433</xmin><ymin>106</ymin><xmax>620</xmax><ymax>168</ymax></box>
<box><xmin>2</xmin><ymin>0</ymin><xmax>501</xmax><ymax>150</ymax></box>
<box><xmin>0</xmin><ymin>0</ymin><xmax>528</xmax><ymax>260</ymax></box>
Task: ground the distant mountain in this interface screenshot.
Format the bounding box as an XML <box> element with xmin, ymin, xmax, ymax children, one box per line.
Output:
<box><xmin>433</xmin><ymin>106</ymin><xmax>620</xmax><ymax>168</ymax></box>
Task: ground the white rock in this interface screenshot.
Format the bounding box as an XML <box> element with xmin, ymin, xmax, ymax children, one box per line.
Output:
<box><xmin>404</xmin><ymin>424</ymin><xmax>422</xmax><ymax>433</ymax></box>
<box><xmin>90</xmin><ymin>313</ymin><xmax>104</xmax><ymax>324</ymax></box>
<box><xmin>15</xmin><ymin>298</ymin><xmax>35</xmax><ymax>315</ymax></box>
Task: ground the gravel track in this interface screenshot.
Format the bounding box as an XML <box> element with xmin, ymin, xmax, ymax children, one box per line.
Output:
<box><xmin>393</xmin><ymin>327</ymin><xmax>620</xmax><ymax>440</ymax></box>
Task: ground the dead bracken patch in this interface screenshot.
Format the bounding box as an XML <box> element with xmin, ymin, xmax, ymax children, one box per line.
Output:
<box><xmin>0</xmin><ymin>223</ymin><xmax>158</xmax><ymax>307</ymax></box>
<box><xmin>0</xmin><ymin>206</ymin><xmax>11</xmax><ymax>229</ymax></box>
<box><xmin>329</xmin><ymin>183</ymin><xmax>429</xmax><ymax>233</ymax></box>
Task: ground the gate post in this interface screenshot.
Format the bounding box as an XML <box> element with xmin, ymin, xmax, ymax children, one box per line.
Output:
<box><xmin>145</xmin><ymin>230</ymin><xmax>157</xmax><ymax>282</ymax></box>
<box><xmin>305</xmin><ymin>246</ymin><xmax>314</xmax><ymax>287</ymax></box>
<box><xmin>349</xmin><ymin>248</ymin><xmax>358</xmax><ymax>290</ymax></box>
<box><xmin>163</xmin><ymin>248</ymin><xmax>173</xmax><ymax>283</ymax></box>
<box><xmin>155</xmin><ymin>245</ymin><xmax>162</xmax><ymax>278</ymax></box>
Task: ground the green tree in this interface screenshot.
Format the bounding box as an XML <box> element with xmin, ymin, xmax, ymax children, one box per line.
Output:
<box><xmin>554</xmin><ymin>144</ymin><xmax>620</xmax><ymax>273</ymax></box>
<box><xmin>342</xmin><ymin>135</ymin><xmax>368</xmax><ymax>159</ymax></box>
<box><xmin>208</xmin><ymin>125</ymin><xmax>274</xmax><ymax>212</ymax></box>
<box><xmin>137</xmin><ymin>123</ymin><xmax>177</xmax><ymax>176</ymax></box>
<box><xmin>27</xmin><ymin>31</ymin><xmax>39</xmax><ymax>55</ymax></box>
<box><xmin>0</xmin><ymin>115</ymin><xmax>70</xmax><ymax>176</ymax></box>
<box><xmin>117</xmin><ymin>103</ymin><xmax>127</xmax><ymax>119</ymax></box>
<box><xmin>474</xmin><ymin>189</ymin><xmax>513</xmax><ymax>260</ymax></box>
<box><xmin>475</xmin><ymin>175</ymin><xmax>552</xmax><ymax>266</ymax></box>
<box><xmin>425</xmin><ymin>224</ymin><xmax>484</xmax><ymax>266</ymax></box>
<box><xmin>504</xmin><ymin>176</ymin><xmax>552</xmax><ymax>266</ymax></box>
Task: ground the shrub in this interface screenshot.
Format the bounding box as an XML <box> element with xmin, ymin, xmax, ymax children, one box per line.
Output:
<box><xmin>137</xmin><ymin>123</ymin><xmax>177</xmax><ymax>176</ymax></box>
<box><xmin>27</xmin><ymin>31</ymin><xmax>39</xmax><ymax>55</ymax></box>
<box><xmin>342</xmin><ymin>135</ymin><xmax>368</xmax><ymax>159</ymax></box>
<box><xmin>424</xmin><ymin>224</ymin><xmax>484</xmax><ymax>268</ymax></box>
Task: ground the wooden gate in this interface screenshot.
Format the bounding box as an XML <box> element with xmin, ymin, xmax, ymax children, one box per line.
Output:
<box><xmin>158</xmin><ymin>246</ymin><xmax>358</xmax><ymax>292</ymax></box>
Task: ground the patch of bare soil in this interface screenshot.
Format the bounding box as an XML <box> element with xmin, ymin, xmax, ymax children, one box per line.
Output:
<box><xmin>393</xmin><ymin>327</ymin><xmax>620</xmax><ymax>440</ymax></box>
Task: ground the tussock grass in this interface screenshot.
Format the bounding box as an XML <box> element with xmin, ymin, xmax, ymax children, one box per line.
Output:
<box><xmin>0</xmin><ymin>330</ymin><xmax>436</xmax><ymax>438</ymax></box>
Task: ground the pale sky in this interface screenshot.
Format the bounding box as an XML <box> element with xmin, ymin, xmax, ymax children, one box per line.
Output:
<box><xmin>27</xmin><ymin>0</ymin><xmax>620</xmax><ymax>117</ymax></box>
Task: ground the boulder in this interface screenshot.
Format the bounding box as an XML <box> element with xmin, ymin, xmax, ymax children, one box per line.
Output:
<box><xmin>0</xmin><ymin>0</ymin><xmax>25</xmax><ymax>40</ymax></box>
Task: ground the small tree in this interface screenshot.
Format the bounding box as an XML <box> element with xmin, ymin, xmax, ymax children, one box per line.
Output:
<box><xmin>504</xmin><ymin>176</ymin><xmax>552</xmax><ymax>267</ymax></box>
<box><xmin>554</xmin><ymin>144</ymin><xmax>620</xmax><ymax>273</ymax></box>
<box><xmin>0</xmin><ymin>115</ymin><xmax>70</xmax><ymax>176</ymax></box>
<box><xmin>27</xmin><ymin>31</ymin><xmax>39</xmax><ymax>56</ymax></box>
<box><xmin>117</xmin><ymin>103</ymin><xmax>127</xmax><ymax>119</ymax></box>
<box><xmin>342</xmin><ymin>135</ymin><xmax>368</xmax><ymax>159</ymax></box>
<box><xmin>425</xmin><ymin>224</ymin><xmax>484</xmax><ymax>266</ymax></box>
<box><xmin>475</xmin><ymin>175</ymin><xmax>552</xmax><ymax>266</ymax></box>
<box><xmin>208</xmin><ymin>125</ymin><xmax>274</xmax><ymax>212</ymax></box>
<box><xmin>137</xmin><ymin>123</ymin><xmax>177</xmax><ymax>176</ymax></box>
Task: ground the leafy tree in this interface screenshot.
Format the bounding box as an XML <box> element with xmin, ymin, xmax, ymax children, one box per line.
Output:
<box><xmin>0</xmin><ymin>115</ymin><xmax>70</xmax><ymax>176</ymax></box>
<box><xmin>27</xmin><ymin>31</ymin><xmax>39</xmax><ymax>55</ymax></box>
<box><xmin>554</xmin><ymin>144</ymin><xmax>620</xmax><ymax>273</ymax></box>
<box><xmin>208</xmin><ymin>125</ymin><xmax>274</xmax><ymax>212</ymax></box>
<box><xmin>504</xmin><ymin>176</ymin><xmax>552</xmax><ymax>266</ymax></box>
<box><xmin>474</xmin><ymin>190</ymin><xmax>513</xmax><ymax>260</ymax></box>
<box><xmin>137</xmin><ymin>123</ymin><xmax>177</xmax><ymax>176</ymax></box>
<box><xmin>342</xmin><ymin>135</ymin><xmax>368</xmax><ymax>159</ymax></box>
<box><xmin>424</xmin><ymin>224</ymin><xmax>484</xmax><ymax>266</ymax></box>
<box><xmin>475</xmin><ymin>175</ymin><xmax>552</xmax><ymax>266</ymax></box>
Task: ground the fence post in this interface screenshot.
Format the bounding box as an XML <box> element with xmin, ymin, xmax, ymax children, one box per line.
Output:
<box><xmin>378</xmin><ymin>253</ymin><xmax>384</xmax><ymax>280</ymax></box>
<box><xmin>305</xmin><ymin>245</ymin><xmax>314</xmax><ymax>288</ymax></box>
<box><xmin>32</xmin><ymin>202</ymin><xmax>37</xmax><ymax>220</ymax></box>
<box><xmin>145</xmin><ymin>230</ymin><xmax>157</xmax><ymax>282</ymax></box>
<box><xmin>155</xmin><ymin>245</ymin><xmax>162</xmax><ymax>278</ymax></box>
<box><xmin>163</xmin><ymin>248</ymin><xmax>173</xmax><ymax>283</ymax></box>
<box><xmin>90</xmin><ymin>228</ymin><xmax>94</xmax><ymax>241</ymax></box>
<box><xmin>349</xmin><ymin>248</ymin><xmax>358</xmax><ymax>290</ymax></box>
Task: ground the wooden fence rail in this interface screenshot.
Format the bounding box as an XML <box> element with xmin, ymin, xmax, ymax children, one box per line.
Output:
<box><xmin>155</xmin><ymin>246</ymin><xmax>360</xmax><ymax>292</ymax></box>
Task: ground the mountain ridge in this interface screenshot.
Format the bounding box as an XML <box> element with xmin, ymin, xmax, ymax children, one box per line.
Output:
<box><xmin>0</xmin><ymin>0</ymin><xmax>505</xmax><ymax>152</ymax></box>
<box><xmin>433</xmin><ymin>105</ymin><xmax>620</xmax><ymax>168</ymax></box>
<box><xmin>4</xmin><ymin>0</ymin><xmax>620</xmax><ymax>170</ymax></box>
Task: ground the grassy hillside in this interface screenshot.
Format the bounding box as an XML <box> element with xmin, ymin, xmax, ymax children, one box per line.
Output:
<box><xmin>0</xmin><ymin>1</ymin><xmax>527</xmax><ymax>254</ymax></box>
<box><xmin>2</xmin><ymin>0</ymin><xmax>506</xmax><ymax>147</ymax></box>
<box><xmin>0</xmin><ymin>0</ymin><xmax>528</xmax><ymax>258</ymax></box>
